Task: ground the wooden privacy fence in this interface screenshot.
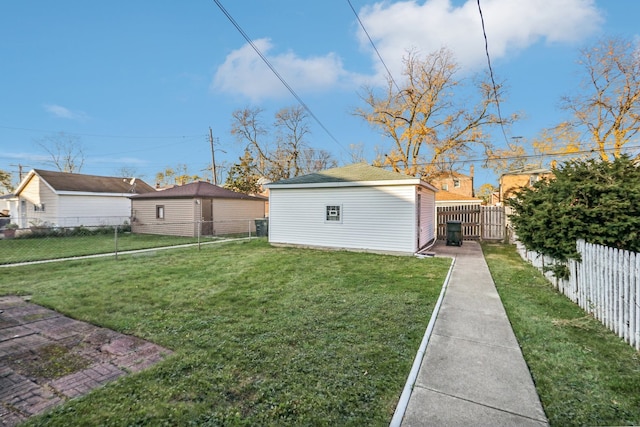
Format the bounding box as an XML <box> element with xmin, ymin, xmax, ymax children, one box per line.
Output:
<box><xmin>517</xmin><ymin>239</ymin><xmax>640</xmax><ymax>351</ymax></box>
<box><xmin>437</xmin><ymin>206</ymin><xmax>506</xmax><ymax>241</ymax></box>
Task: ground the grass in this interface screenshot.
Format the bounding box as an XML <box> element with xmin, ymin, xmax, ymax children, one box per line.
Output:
<box><xmin>483</xmin><ymin>243</ymin><xmax>640</xmax><ymax>427</ymax></box>
<box><xmin>0</xmin><ymin>233</ymin><xmax>212</xmax><ymax>264</ymax></box>
<box><xmin>0</xmin><ymin>239</ymin><xmax>451</xmax><ymax>426</ymax></box>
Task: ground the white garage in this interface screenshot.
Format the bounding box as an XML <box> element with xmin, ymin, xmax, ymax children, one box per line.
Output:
<box><xmin>266</xmin><ymin>163</ymin><xmax>437</xmax><ymax>255</ymax></box>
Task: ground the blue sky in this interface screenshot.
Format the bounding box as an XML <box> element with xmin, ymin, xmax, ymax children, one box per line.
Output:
<box><xmin>1</xmin><ymin>0</ymin><xmax>638</xmax><ymax>189</ymax></box>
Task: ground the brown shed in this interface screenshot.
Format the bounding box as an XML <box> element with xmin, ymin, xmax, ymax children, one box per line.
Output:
<box><xmin>130</xmin><ymin>181</ymin><xmax>266</xmax><ymax>237</ymax></box>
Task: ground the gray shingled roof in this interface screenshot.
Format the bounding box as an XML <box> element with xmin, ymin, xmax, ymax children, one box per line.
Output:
<box><xmin>33</xmin><ymin>169</ymin><xmax>155</xmax><ymax>194</ymax></box>
<box><xmin>268</xmin><ymin>163</ymin><xmax>418</xmax><ymax>186</ymax></box>
<box><xmin>130</xmin><ymin>181</ymin><xmax>266</xmax><ymax>200</ymax></box>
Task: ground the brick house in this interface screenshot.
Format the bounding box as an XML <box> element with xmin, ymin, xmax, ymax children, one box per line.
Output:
<box><xmin>499</xmin><ymin>168</ymin><xmax>554</xmax><ymax>202</ymax></box>
<box><xmin>428</xmin><ymin>166</ymin><xmax>475</xmax><ymax>198</ymax></box>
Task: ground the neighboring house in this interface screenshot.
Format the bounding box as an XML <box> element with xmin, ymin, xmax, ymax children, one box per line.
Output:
<box><xmin>428</xmin><ymin>167</ymin><xmax>474</xmax><ymax>198</ymax></box>
<box><xmin>130</xmin><ymin>181</ymin><xmax>267</xmax><ymax>237</ymax></box>
<box><xmin>0</xmin><ymin>194</ymin><xmax>16</xmax><ymax>230</ymax></box>
<box><xmin>0</xmin><ymin>194</ymin><xmax>18</xmax><ymax>220</ymax></box>
<box><xmin>435</xmin><ymin>190</ymin><xmax>482</xmax><ymax>208</ymax></box>
<box><xmin>13</xmin><ymin>169</ymin><xmax>155</xmax><ymax>228</ymax></box>
<box><xmin>266</xmin><ymin>163</ymin><xmax>438</xmax><ymax>255</ymax></box>
<box><xmin>499</xmin><ymin>168</ymin><xmax>554</xmax><ymax>202</ymax></box>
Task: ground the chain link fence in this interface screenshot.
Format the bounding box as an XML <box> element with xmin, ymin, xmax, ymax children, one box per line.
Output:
<box><xmin>0</xmin><ymin>217</ymin><xmax>268</xmax><ymax>265</ymax></box>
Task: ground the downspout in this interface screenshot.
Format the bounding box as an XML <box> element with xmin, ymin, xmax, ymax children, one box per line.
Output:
<box><xmin>415</xmin><ymin>239</ymin><xmax>437</xmax><ymax>256</ymax></box>
<box><xmin>389</xmin><ymin>255</ymin><xmax>455</xmax><ymax>427</ymax></box>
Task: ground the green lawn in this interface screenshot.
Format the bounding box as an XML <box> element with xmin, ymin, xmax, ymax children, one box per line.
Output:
<box><xmin>0</xmin><ymin>239</ymin><xmax>451</xmax><ymax>426</ymax></box>
<box><xmin>0</xmin><ymin>233</ymin><xmax>212</xmax><ymax>264</ymax></box>
<box><xmin>483</xmin><ymin>243</ymin><xmax>640</xmax><ymax>427</ymax></box>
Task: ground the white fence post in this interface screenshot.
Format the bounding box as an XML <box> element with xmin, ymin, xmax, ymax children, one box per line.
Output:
<box><xmin>515</xmin><ymin>239</ymin><xmax>640</xmax><ymax>351</ymax></box>
<box><xmin>635</xmin><ymin>253</ymin><xmax>640</xmax><ymax>351</ymax></box>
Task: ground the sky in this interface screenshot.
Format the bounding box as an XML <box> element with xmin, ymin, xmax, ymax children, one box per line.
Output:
<box><xmin>1</xmin><ymin>0</ymin><xmax>639</xmax><ymax>190</ymax></box>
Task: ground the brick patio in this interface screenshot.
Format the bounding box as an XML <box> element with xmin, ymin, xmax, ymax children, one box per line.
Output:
<box><xmin>0</xmin><ymin>296</ymin><xmax>172</xmax><ymax>426</ymax></box>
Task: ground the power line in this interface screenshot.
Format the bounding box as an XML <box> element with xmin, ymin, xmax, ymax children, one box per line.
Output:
<box><xmin>476</xmin><ymin>0</ymin><xmax>511</xmax><ymax>147</ymax></box>
<box><xmin>346</xmin><ymin>0</ymin><xmax>408</xmax><ymax>105</ymax></box>
<box><xmin>410</xmin><ymin>144</ymin><xmax>640</xmax><ymax>168</ymax></box>
<box><xmin>212</xmin><ymin>0</ymin><xmax>347</xmax><ymax>154</ymax></box>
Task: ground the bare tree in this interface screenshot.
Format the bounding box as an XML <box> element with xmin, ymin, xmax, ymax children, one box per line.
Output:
<box><xmin>230</xmin><ymin>105</ymin><xmax>337</xmax><ymax>181</ymax></box>
<box><xmin>561</xmin><ymin>37</ymin><xmax>640</xmax><ymax>161</ymax></box>
<box><xmin>273</xmin><ymin>105</ymin><xmax>311</xmax><ymax>178</ymax></box>
<box><xmin>299</xmin><ymin>147</ymin><xmax>338</xmax><ymax>173</ymax></box>
<box><xmin>206</xmin><ymin>160</ymin><xmax>229</xmax><ymax>186</ymax></box>
<box><xmin>354</xmin><ymin>48</ymin><xmax>516</xmax><ymax>179</ymax></box>
<box><xmin>347</xmin><ymin>143</ymin><xmax>367</xmax><ymax>164</ymax></box>
<box><xmin>114</xmin><ymin>166</ymin><xmax>140</xmax><ymax>178</ymax></box>
<box><xmin>36</xmin><ymin>132</ymin><xmax>85</xmax><ymax>173</ymax></box>
<box><xmin>230</xmin><ymin>107</ymin><xmax>270</xmax><ymax>177</ymax></box>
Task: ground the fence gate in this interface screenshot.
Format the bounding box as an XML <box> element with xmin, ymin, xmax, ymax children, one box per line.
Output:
<box><xmin>437</xmin><ymin>205</ymin><xmax>505</xmax><ymax>241</ymax></box>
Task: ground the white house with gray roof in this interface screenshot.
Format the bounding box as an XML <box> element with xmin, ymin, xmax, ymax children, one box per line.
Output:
<box><xmin>266</xmin><ymin>163</ymin><xmax>438</xmax><ymax>255</ymax></box>
<box><xmin>13</xmin><ymin>169</ymin><xmax>155</xmax><ymax>228</ymax></box>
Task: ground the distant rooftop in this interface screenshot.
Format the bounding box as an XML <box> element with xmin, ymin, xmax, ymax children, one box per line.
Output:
<box><xmin>19</xmin><ymin>169</ymin><xmax>155</xmax><ymax>194</ymax></box>
<box><xmin>268</xmin><ymin>163</ymin><xmax>420</xmax><ymax>186</ymax></box>
<box><xmin>435</xmin><ymin>190</ymin><xmax>481</xmax><ymax>202</ymax></box>
<box><xmin>130</xmin><ymin>181</ymin><xmax>266</xmax><ymax>200</ymax></box>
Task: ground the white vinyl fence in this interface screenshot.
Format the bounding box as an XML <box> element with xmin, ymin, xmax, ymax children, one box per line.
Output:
<box><xmin>517</xmin><ymin>239</ymin><xmax>640</xmax><ymax>351</ymax></box>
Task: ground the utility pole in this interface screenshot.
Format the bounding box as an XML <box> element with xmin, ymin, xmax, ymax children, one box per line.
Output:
<box><xmin>10</xmin><ymin>163</ymin><xmax>26</xmax><ymax>182</ymax></box>
<box><xmin>209</xmin><ymin>127</ymin><xmax>217</xmax><ymax>186</ymax></box>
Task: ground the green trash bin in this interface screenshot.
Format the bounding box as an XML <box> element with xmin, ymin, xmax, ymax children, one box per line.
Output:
<box><xmin>254</xmin><ymin>218</ymin><xmax>268</xmax><ymax>237</ymax></box>
<box><xmin>446</xmin><ymin>220</ymin><xmax>462</xmax><ymax>246</ymax></box>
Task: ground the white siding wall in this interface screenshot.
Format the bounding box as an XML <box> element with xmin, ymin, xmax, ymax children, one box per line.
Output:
<box><xmin>57</xmin><ymin>195</ymin><xmax>132</xmax><ymax>226</ymax></box>
<box><xmin>18</xmin><ymin>175</ymin><xmax>59</xmax><ymax>227</ymax></box>
<box><xmin>418</xmin><ymin>187</ymin><xmax>436</xmax><ymax>248</ymax></box>
<box><xmin>269</xmin><ymin>185</ymin><xmax>418</xmax><ymax>254</ymax></box>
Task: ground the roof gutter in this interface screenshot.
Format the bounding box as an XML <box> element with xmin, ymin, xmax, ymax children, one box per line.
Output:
<box><xmin>266</xmin><ymin>179</ymin><xmax>439</xmax><ymax>192</ymax></box>
<box><xmin>56</xmin><ymin>191</ymin><xmax>139</xmax><ymax>197</ymax></box>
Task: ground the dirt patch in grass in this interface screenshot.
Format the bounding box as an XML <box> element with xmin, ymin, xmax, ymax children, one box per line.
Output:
<box><xmin>7</xmin><ymin>343</ymin><xmax>91</xmax><ymax>381</ymax></box>
<box><xmin>551</xmin><ymin>316</ymin><xmax>597</xmax><ymax>331</ymax></box>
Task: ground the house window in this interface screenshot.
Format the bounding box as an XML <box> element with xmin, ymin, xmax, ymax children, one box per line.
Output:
<box><xmin>529</xmin><ymin>174</ymin><xmax>539</xmax><ymax>186</ymax></box>
<box><xmin>453</xmin><ymin>178</ymin><xmax>460</xmax><ymax>188</ymax></box>
<box><xmin>34</xmin><ymin>203</ymin><xmax>45</xmax><ymax>212</ymax></box>
<box><xmin>156</xmin><ymin>205</ymin><xmax>165</xmax><ymax>219</ymax></box>
<box><xmin>442</xmin><ymin>184</ymin><xmax>449</xmax><ymax>191</ymax></box>
<box><xmin>326</xmin><ymin>205</ymin><xmax>341</xmax><ymax>222</ymax></box>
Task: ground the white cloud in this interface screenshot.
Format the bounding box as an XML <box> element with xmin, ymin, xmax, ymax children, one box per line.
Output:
<box><xmin>43</xmin><ymin>104</ymin><xmax>88</xmax><ymax>120</ymax></box>
<box><xmin>210</xmin><ymin>1</ymin><xmax>603</xmax><ymax>99</ymax></box>
<box><xmin>357</xmin><ymin>0</ymin><xmax>603</xmax><ymax>78</ymax></box>
<box><xmin>211</xmin><ymin>38</ymin><xmax>357</xmax><ymax>101</ymax></box>
<box><xmin>1</xmin><ymin>151</ymin><xmax>47</xmax><ymax>161</ymax></box>
<box><xmin>90</xmin><ymin>156</ymin><xmax>148</xmax><ymax>165</ymax></box>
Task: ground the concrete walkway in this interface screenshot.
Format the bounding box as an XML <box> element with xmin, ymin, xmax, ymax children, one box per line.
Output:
<box><xmin>400</xmin><ymin>241</ymin><xmax>548</xmax><ymax>426</ymax></box>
